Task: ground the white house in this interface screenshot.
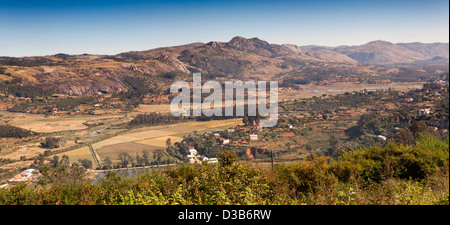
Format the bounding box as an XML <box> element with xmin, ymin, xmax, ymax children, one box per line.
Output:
<box><xmin>187</xmin><ymin>149</ymin><xmax>198</xmax><ymax>164</ymax></box>
<box><xmin>189</xmin><ymin>149</ymin><xmax>198</xmax><ymax>156</ymax></box>
<box><xmin>249</xmin><ymin>134</ymin><xmax>258</xmax><ymax>140</ymax></box>
<box><xmin>418</xmin><ymin>108</ymin><xmax>431</xmax><ymax>116</ymax></box>
<box><xmin>208</xmin><ymin>158</ymin><xmax>218</xmax><ymax>164</ymax></box>
<box><xmin>8</xmin><ymin>169</ymin><xmax>39</xmax><ymax>183</ymax></box>
<box><xmin>377</xmin><ymin>135</ymin><xmax>387</xmax><ymax>141</ymax></box>
<box><xmin>201</xmin><ymin>157</ymin><xmax>218</xmax><ymax>164</ymax></box>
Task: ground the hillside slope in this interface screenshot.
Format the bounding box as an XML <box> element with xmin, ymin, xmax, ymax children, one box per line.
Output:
<box><xmin>0</xmin><ymin>37</ymin><xmax>448</xmax><ymax>95</ymax></box>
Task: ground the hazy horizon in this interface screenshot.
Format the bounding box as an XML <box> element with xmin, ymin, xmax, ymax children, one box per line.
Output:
<box><xmin>1</xmin><ymin>37</ymin><xmax>449</xmax><ymax>58</ymax></box>
<box><xmin>1</xmin><ymin>0</ymin><xmax>448</xmax><ymax>57</ymax></box>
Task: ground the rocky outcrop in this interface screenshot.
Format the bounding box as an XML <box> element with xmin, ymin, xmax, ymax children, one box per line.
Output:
<box><xmin>157</xmin><ymin>54</ymin><xmax>190</xmax><ymax>74</ymax></box>
<box><xmin>51</xmin><ymin>78</ymin><xmax>127</xmax><ymax>95</ymax></box>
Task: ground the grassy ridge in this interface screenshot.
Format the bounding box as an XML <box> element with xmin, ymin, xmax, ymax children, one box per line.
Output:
<box><xmin>0</xmin><ymin>134</ymin><xmax>448</xmax><ymax>205</ymax></box>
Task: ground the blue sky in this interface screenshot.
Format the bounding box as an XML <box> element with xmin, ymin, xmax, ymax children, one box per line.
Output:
<box><xmin>0</xmin><ymin>0</ymin><xmax>448</xmax><ymax>57</ymax></box>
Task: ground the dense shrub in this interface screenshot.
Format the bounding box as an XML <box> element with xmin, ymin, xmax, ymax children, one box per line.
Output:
<box><xmin>0</xmin><ymin>135</ymin><xmax>447</xmax><ymax>205</ymax></box>
<box><xmin>277</xmin><ymin>155</ymin><xmax>336</xmax><ymax>194</ymax></box>
<box><xmin>129</xmin><ymin>112</ymin><xmax>184</xmax><ymax>126</ymax></box>
<box><xmin>0</xmin><ymin>125</ymin><xmax>35</xmax><ymax>138</ymax></box>
<box><xmin>337</xmin><ymin>134</ymin><xmax>449</xmax><ymax>182</ymax></box>
<box><xmin>40</xmin><ymin>137</ymin><xmax>63</xmax><ymax>149</ymax></box>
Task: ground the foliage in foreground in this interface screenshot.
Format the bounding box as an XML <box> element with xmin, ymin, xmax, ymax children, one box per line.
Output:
<box><xmin>0</xmin><ymin>135</ymin><xmax>448</xmax><ymax>205</ymax></box>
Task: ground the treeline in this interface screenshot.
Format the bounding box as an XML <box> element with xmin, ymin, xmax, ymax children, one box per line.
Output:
<box><xmin>171</xmin><ymin>134</ymin><xmax>222</xmax><ymax>159</ymax></box>
<box><xmin>281</xmin><ymin>89</ymin><xmax>397</xmax><ymax>112</ymax></box>
<box><xmin>389</xmin><ymin>67</ymin><xmax>440</xmax><ymax>82</ymax></box>
<box><xmin>129</xmin><ymin>112</ymin><xmax>185</xmax><ymax>126</ymax></box>
<box><xmin>101</xmin><ymin>150</ymin><xmax>155</xmax><ymax>170</ymax></box>
<box><xmin>0</xmin><ymin>78</ymin><xmax>54</xmax><ymax>98</ymax></box>
<box><xmin>280</xmin><ymin>77</ymin><xmax>311</xmax><ymax>89</ymax></box>
<box><xmin>0</xmin><ymin>57</ymin><xmax>60</xmax><ymax>67</ymax></box>
<box><xmin>54</xmin><ymin>96</ymin><xmax>93</xmax><ymax>109</ymax></box>
<box><xmin>0</xmin><ymin>125</ymin><xmax>35</xmax><ymax>138</ymax></box>
<box><xmin>0</xmin><ymin>134</ymin><xmax>447</xmax><ymax>205</ymax></box>
<box><xmin>6</xmin><ymin>95</ymin><xmax>98</xmax><ymax>114</ymax></box>
<box><xmin>113</xmin><ymin>76</ymin><xmax>157</xmax><ymax>101</ymax></box>
<box><xmin>433</xmin><ymin>87</ymin><xmax>449</xmax><ymax>129</ymax></box>
<box><xmin>5</xmin><ymin>84</ymin><xmax>53</xmax><ymax>98</ymax></box>
<box><xmin>129</xmin><ymin>105</ymin><xmax>265</xmax><ymax>126</ymax></box>
<box><xmin>344</xmin><ymin>113</ymin><xmax>445</xmax><ymax>153</ymax></box>
<box><xmin>195</xmin><ymin>104</ymin><xmax>266</xmax><ymax>122</ymax></box>
<box><xmin>345</xmin><ymin>111</ymin><xmax>399</xmax><ymax>139</ymax></box>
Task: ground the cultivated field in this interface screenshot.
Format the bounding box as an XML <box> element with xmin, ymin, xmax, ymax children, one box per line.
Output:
<box><xmin>0</xmin><ymin>81</ymin><xmax>426</xmax><ymax>171</ymax></box>
<box><xmin>0</xmin><ymin>111</ymin><xmax>90</xmax><ymax>132</ymax></box>
<box><xmin>0</xmin><ymin>104</ymin><xmax>173</xmax><ymax>133</ymax></box>
<box><xmin>136</xmin><ymin>136</ymin><xmax>184</xmax><ymax>147</ymax></box>
<box><xmin>55</xmin><ymin>118</ymin><xmax>243</xmax><ymax>164</ymax></box>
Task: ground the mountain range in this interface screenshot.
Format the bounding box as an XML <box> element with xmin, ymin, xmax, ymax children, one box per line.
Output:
<box><xmin>0</xmin><ymin>36</ymin><xmax>448</xmax><ymax>95</ymax></box>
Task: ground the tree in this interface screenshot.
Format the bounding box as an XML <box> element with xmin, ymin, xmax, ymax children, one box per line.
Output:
<box><xmin>153</xmin><ymin>151</ymin><xmax>163</xmax><ymax>165</ymax></box>
<box><xmin>102</xmin><ymin>157</ymin><xmax>113</xmax><ymax>170</ymax></box>
<box><xmin>392</xmin><ymin>129</ymin><xmax>415</xmax><ymax>145</ymax></box>
<box><xmin>357</xmin><ymin>113</ymin><xmax>383</xmax><ymax>135</ymax></box>
<box><xmin>409</xmin><ymin>121</ymin><xmax>430</xmax><ymax>138</ymax></box>
<box><xmin>118</xmin><ymin>152</ymin><xmax>132</xmax><ymax>168</ymax></box>
<box><xmin>50</xmin><ymin>156</ymin><xmax>60</xmax><ymax>168</ymax></box>
<box><xmin>142</xmin><ymin>150</ymin><xmax>150</xmax><ymax>166</ymax></box>
<box><xmin>35</xmin><ymin>153</ymin><xmax>45</xmax><ymax>168</ymax></box>
<box><xmin>60</xmin><ymin>155</ymin><xmax>70</xmax><ymax>167</ymax></box>
<box><xmin>41</xmin><ymin>137</ymin><xmax>62</xmax><ymax>149</ymax></box>
<box><xmin>218</xmin><ymin>150</ymin><xmax>238</xmax><ymax>167</ymax></box>
<box><xmin>79</xmin><ymin>159</ymin><xmax>93</xmax><ymax>169</ymax></box>
<box><xmin>242</xmin><ymin>117</ymin><xmax>250</xmax><ymax>126</ymax></box>
<box><xmin>166</xmin><ymin>138</ymin><xmax>171</xmax><ymax>147</ymax></box>
<box><xmin>135</xmin><ymin>153</ymin><xmax>144</xmax><ymax>167</ymax></box>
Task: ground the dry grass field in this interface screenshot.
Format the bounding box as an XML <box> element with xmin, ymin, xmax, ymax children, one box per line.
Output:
<box><xmin>135</xmin><ymin>104</ymin><xmax>171</xmax><ymax>114</ymax></box>
<box><xmin>136</xmin><ymin>136</ymin><xmax>184</xmax><ymax>147</ymax></box>
<box><xmin>278</xmin><ymin>82</ymin><xmax>424</xmax><ymax>100</ymax></box>
<box><xmin>96</xmin><ymin>142</ymin><xmax>160</xmax><ymax>159</ymax></box>
<box><xmin>0</xmin><ymin>142</ymin><xmax>43</xmax><ymax>161</ymax></box>
<box><xmin>53</xmin><ymin>118</ymin><xmax>243</xmax><ymax>164</ymax></box>
<box><xmin>1</xmin><ymin>100</ymin><xmax>244</xmax><ymax>165</ymax></box>
<box><xmin>0</xmin><ymin>112</ymin><xmax>89</xmax><ymax>132</ymax></box>
<box><xmin>0</xmin><ymin>104</ymin><xmax>172</xmax><ymax>133</ymax></box>
<box><xmin>54</xmin><ymin>146</ymin><xmax>92</xmax><ymax>164</ymax></box>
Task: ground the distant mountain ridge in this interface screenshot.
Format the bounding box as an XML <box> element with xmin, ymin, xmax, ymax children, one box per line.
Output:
<box><xmin>331</xmin><ymin>40</ymin><xmax>449</xmax><ymax>64</ymax></box>
<box><xmin>0</xmin><ymin>36</ymin><xmax>448</xmax><ymax>95</ymax></box>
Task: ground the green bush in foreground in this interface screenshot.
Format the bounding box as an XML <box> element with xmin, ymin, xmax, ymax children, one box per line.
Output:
<box><xmin>0</xmin><ymin>135</ymin><xmax>448</xmax><ymax>205</ymax></box>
